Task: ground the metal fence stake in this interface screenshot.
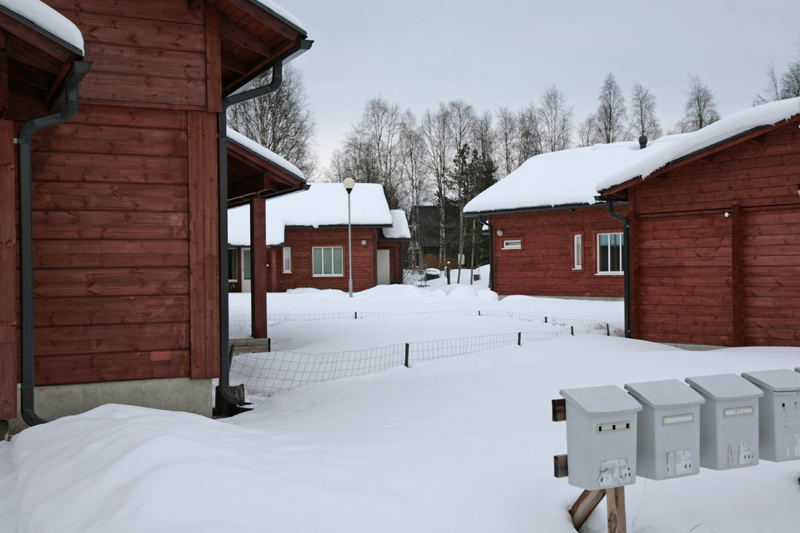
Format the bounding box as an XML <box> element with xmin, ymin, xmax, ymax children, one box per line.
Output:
<box><xmin>518</xmin><ymin>332</ymin><xmax>521</xmax><ymax>346</ymax></box>
<box><xmin>404</xmin><ymin>344</ymin><xmax>410</xmax><ymax>367</ymax></box>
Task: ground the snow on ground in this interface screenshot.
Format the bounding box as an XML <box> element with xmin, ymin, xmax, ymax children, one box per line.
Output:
<box><xmin>1</xmin><ymin>281</ymin><xmax>799</xmax><ymax>533</ymax></box>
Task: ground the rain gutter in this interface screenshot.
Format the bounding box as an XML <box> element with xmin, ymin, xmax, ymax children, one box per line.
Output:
<box><xmin>596</xmin><ymin>196</ymin><xmax>630</xmax><ymax>338</ymax></box>
<box><xmin>18</xmin><ymin>60</ymin><xmax>92</xmax><ymax>426</ymax></box>
<box><xmin>216</xmin><ymin>39</ymin><xmax>311</xmax><ymax>415</ymax></box>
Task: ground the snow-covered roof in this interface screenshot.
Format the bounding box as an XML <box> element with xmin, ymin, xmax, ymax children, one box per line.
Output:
<box><xmin>597</xmin><ymin>97</ymin><xmax>800</xmax><ymax>192</ymax></box>
<box><xmin>465</xmin><ymin>97</ymin><xmax>800</xmax><ymax>214</ymax></box>
<box><xmin>251</xmin><ymin>0</ymin><xmax>306</xmax><ymax>36</ymax></box>
<box><xmin>227</xmin><ymin>128</ymin><xmax>305</xmax><ymax>182</ymax></box>
<box><xmin>228</xmin><ymin>183</ymin><xmax>395</xmax><ymax>246</ymax></box>
<box><xmin>0</xmin><ymin>0</ymin><xmax>84</xmax><ymax>56</ymax></box>
<box><xmin>382</xmin><ymin>210</ymin><xmax>410</xmax><ymax>240</ymax></box>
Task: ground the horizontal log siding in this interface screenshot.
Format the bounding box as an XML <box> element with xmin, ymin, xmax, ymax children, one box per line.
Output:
<box><xmin>741</xmin><ymin>205</ymin><xmax>800</xmax><ymax>345</ymax></box>
<box><xmin>272</xmin><ymin>228</ymin><xmax>378</xmax><ymax>292</ymax></box>
<box><xmin>28</xmin><ymin>102</ymin><xmax>193</xmax><ymax>386</ymax></box>
<box><xmin>0</xmin><ymin>120</ymin><xmax>17</xmax><ymax>417</ymax></box>
<box><xmin>630</xmin><ymin>120</ymin><xmax>800</xmax><ymax>346</ymax></box>
<box><xmin>634</xmin><ymin>211</ymin><xmax>734</xmax><ymax>346</ymax></box>
<box><xmin>488</xmin><ymin>207</ymin><xmax>626</xmax><ymax>297</ymax></box>
<box><xmin>46</xmin><ymin>0</ymin><xmax>208</xmax><ymax>107</ymax></box>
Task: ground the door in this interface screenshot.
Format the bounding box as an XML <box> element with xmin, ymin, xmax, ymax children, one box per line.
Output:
<box><xmin>377</xmin><ymin>249</ymin><xmax>391</xmax><ymax>285</ymax></box>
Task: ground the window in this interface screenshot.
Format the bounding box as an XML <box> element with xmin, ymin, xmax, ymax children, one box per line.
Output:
<box><xmin>242</xmin><ymin>248</ymin><xmax>251</xmax><ymax>280</ymax></box>
<box><xmin>282</xmin><ymin>247</ymin><xmax>292</xmax><ymax>273</ymax></box>
<box><xmin>312</xmin><ymin>246</ymin><xmax>343</xmax><ymax>276</ymax></box>
<box><xmin>502</xmin><ymin>239</ymin><xmax>522</xmax><ymax>250</ymax></box>
<box><xmin>573</xmin><ymin>235</ymin><xmax>582</xmax><ymax>270</ymax></box>
<box><xmin>597</xmin><ymin>233</ymin><xmax>623</xmax><ymax>274</ymax></box>
<box><xmin>227</xmin><ymin>248</ymin><xmax>238</xmax><ymax>282</ymax></box>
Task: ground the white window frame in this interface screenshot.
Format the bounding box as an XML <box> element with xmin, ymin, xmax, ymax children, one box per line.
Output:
<box><xmin>596</xmin><ymin>232</ymin><xmax>624</xmax><ymax>275</ymax></box>
<box><xmin>502</xmin><ymin>239</ymin><xmax>522</xmax><ymax>250</ymax></box>
<box><xmin>573</xmin><ymin>234</ymin><xmax>582</xmax><ymax>270</ymax></box>
<box><xmin>312</xmin><ymin>246</ymin><xmax>344</xmax><ymax>277</ymax></box>
<box><xmin>282</xmin><ymin>247</ymin><xmax>292</xmax><ymax>273</ymax></box>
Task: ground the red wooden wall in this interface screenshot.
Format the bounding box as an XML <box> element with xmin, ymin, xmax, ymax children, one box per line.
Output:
<box><xmin>488</xmin><ymin>207</ymin><xmax>626</xmax><ymax>297</ymax></box>
<box><xmin>0</xmin><ymin>121</ymin><xmax>16</xmax><ymax>418</ymax></box>
<box><xmin>628</xmin><ymin>118</ymin><xmax>800</xmax><ymax>346</ymax></box>
<box><xmin>267</xmin><ymin>228</ymin><xmax>378</xmax><ymax>292</ymax></box>
<box><xmin>18</xmin><ymin>0</ymin><xmax>222</xmax><ymax>388</ymax></box>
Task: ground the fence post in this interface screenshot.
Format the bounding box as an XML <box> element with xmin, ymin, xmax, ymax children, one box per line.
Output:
<box><xmin>606</xmin><ymin>324</ymin><xmax>610</xmax><ymax>336</ymax></box>
<box><xmin>478</xmin><ymin>310</ymin><xmax>481</xmax><ymax>316</ymax></box>
<box><xmin>518</xmin><ymin>332</ymin><xmax>521</xmax><ymax>346</ymax></box>
<box><xmin>545</xmin><ymin>316</ymin><xmax>548</xmax><ymax>324</ymax></box>
<box><xmin>355</xmin><ymin>312</ymin><xmax>358</xmax><ymax>319</ymax></box>
<box><xmin>404</xmin><ymin>343</ymin><xmax>410</xmax><ymax>368</ymax></box>
<box><xmin>571</xmin><ymin>326</ymin><xmax>574</xmax><ymax>336</ymax></box>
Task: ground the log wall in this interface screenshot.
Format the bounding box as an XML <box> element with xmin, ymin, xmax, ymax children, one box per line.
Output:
<box><xmin>16</xmin><ymin>0</ymin><xmax>223</xmax><ymax>389</ymax></box>
<box><xmin>268</xmin><ymin>228</ymin><xmax>378</xmax><ymax>293</ymax></box>
<box><xmin>488</xmin><ymin>207</ymin><xmax>626</xmax><ymax>298</ymax></box>
<box><xmin>630</xmin><ymin>119</ymin><xmax>800</xmax><ymax>346</ymax></box>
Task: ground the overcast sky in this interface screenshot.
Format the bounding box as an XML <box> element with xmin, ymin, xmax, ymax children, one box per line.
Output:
<box><xmin>277</xmin><ymin>0</ymin><xmax>800</xmax><ymax>176</ymax></box>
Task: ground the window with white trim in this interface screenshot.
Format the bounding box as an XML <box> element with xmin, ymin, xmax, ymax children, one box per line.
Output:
<box><xmin>502</xmin><ymin>239</ymin><xmax>522</xmax><ymax>250</ymax></box>
<box><xmin>597</xmin><ymin>232</ymin><xmax>623</xmax><ymax>274</ymax></box>
<box><xmin>312</xmin><ymin>246</ymin><xmax>343</xmax><ymax>276</ymax></box>
<box><xmin>573</xmin><ymin>234</ymin><xmax>582</xmax><ymax>270</ymax></box>
<box><xmin>282</xmin><ymin>247</ymin><xmax>292</xmax><ymax>273</ymax></box>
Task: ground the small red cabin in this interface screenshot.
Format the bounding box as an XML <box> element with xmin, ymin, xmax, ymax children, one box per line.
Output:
<box><xmin>228</xmin><ymin>183</ymin><xmax>409</xmax><ymax>293</ymax></box>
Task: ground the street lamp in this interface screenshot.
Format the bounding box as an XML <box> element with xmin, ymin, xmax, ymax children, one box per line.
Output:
<box><xmin>343</xmin><ymin>177</ymin><xmax>355</xmax><ymax>297</ymax></box>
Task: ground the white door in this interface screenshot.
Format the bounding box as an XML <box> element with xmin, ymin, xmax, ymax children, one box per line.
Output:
<box><xmin>377</xmin><ymin>249</ymin><xmax>391</xmax><ymax>285</ymax></box>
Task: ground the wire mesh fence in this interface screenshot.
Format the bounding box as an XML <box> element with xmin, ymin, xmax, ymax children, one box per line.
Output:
<box><xmin>229</xmin><ymin>323</ymin><xmax>602</xmax><ymax>399</ymax></box>
<box><xmin>231</xmin><ymin>344</ymin><xmax>405</xmax><ymax>400</ymax></box>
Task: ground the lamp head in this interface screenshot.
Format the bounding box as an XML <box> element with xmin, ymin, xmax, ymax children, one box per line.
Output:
<box><xmin>343</xmin><ymin>177</ymin><xmax>355</xmax><ymax>192</ymax></box>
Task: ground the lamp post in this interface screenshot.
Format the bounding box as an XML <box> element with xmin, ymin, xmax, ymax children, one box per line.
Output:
<box><xmin>343</xmin><ymin>177</ymin><xmax>355</xmax><ymax>297</ymax></box>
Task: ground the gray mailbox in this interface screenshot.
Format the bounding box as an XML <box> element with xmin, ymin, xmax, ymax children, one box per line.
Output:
<box><xmin>624</xmin><ymin>379</ymin><xmax>705</xmax><ymax>480</ymax></box>
<box><xmin>742</xmin><ymin>369</ymin><xmax>800</xmax><ymax>462</ymax></box>
<box><xmin>560</xmin><ymin>385</ymin><xmax>642</xmax><ymax>490</ymax></box>
<box><xmin>685</xmin><ymin>374</ymin><xmax>763</xmax><ymax>470</ymax></box>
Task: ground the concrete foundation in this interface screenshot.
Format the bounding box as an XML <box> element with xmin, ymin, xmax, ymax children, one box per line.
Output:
<box><xmin>7</xmin><ymin>377</ymin><xmax>212</xmax><ymax>435</ymax></box>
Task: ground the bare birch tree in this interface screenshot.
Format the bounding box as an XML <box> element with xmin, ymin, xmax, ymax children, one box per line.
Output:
<box><xmin>495</xmin><ymin>107</ymin><xmax>518</xmax><ymax>178</ymax></box>
<box><xmin>421</xmin><ymin>104</ymin><xmax>452</xmax><ymax>269</ymax></box>
<box><xmin>227</xmin><ymin>65</ymin><xmax>318</xmax><ymax>178</ymax></box>
<box><xmin>629</xmin><ymin>82</ymin><xmax>662</xmax><ymax>140</ymax></box>
<box><xmin>538</xmin><ymin>86</ymin><xmax>573</xmax><ymax>152</ymax></box>
<box><xmin>672</xmin><ymin>75</ymin><xmax>720</xmax><ymax>133</ymax></box>
<box><xmin>592</xmin><ymin>73</ymin><xmax>629</xmax><ymax>143</ymax></box>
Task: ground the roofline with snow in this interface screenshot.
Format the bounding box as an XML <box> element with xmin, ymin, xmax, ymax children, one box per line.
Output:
<box><xmin>599</xmin><ymin>115</ymin><xmax>800</xmax><ymax>197</ymax></box>
<box><xmin>0</xmin><ymin>4</ymin><xmax>83</xmax><ymax>56</ymax></box>
<box><xmin>227</xmin><ymin>135</ymin><xmax>306</xmax><ymax>184</ymax></box>
<box><xmin>463</xmin><ymin>202</ymin><xmax>622</xmax><ymax>218</ymax></box>
<box><xmin>247</xmin><ymin>0</ymin><xmax>307</xmax><ymax>37</ymax></box>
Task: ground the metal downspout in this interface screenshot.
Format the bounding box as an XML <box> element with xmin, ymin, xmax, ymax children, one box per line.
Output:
<box><xmin>18</xmin><ymin>61</ymin><xmax>92</xmax><ymax>426</ymax></box>
<box><xmin>600</xmin><ymin>199</ymin><xmax>630</xmax><ymax>338</ymax></box>
<box><xmin>217</xmin><ymin>64</ymin><xmax>284</xmax><ymax>412</ymax></box>
<box><xmin>478</xmin><ymin>215</ymin><xmax>493</xmax><ymax>291</ymax></box>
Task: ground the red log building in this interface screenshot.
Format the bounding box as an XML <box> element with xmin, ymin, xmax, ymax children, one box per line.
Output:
<box><xmin>1</xmin><ymin>0</ymin><xmax>310</xmax><ymax>431</ymax></box>
<box><xmin>467</xmin><ymin>98</ymin><xmax>800</xmax><ymax>348</ymax></box>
